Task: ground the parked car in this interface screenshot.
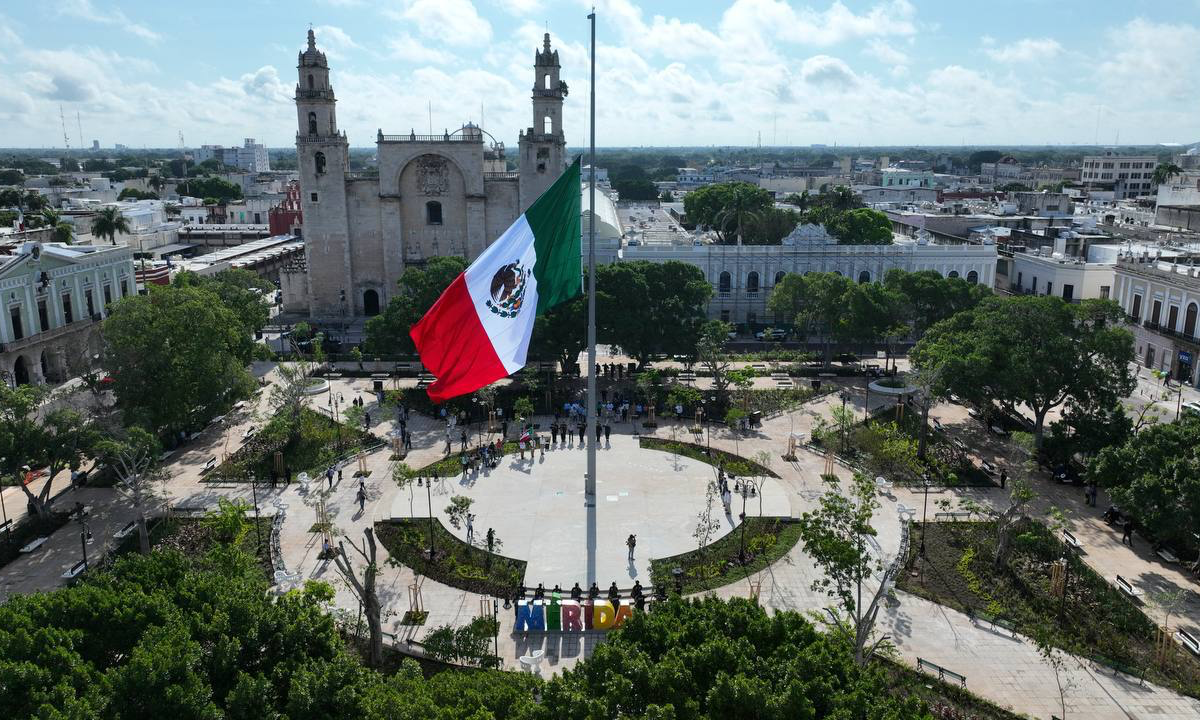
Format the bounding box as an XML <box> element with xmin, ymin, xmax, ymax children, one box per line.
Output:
<box><xmin>754</xmin><ymin>328</ymin><xmax>786</xmax><ymax>341</ymax></box>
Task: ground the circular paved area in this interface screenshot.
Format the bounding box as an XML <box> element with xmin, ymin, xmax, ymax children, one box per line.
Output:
<box><xmin>388</xmin><ymin>433</ymin><xmax>790</xmax><ymax>588</ymax></box>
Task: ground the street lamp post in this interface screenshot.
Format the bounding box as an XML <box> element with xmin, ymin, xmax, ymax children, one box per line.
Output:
<box><xmin>78</xmin><ymin>515</ymin><xmax>92</xmax><ymax>571</ymax></box>
<box><xmin>422</xmin><ymin>474</ymin><xmax>435</xmax><ymax>558</ymax></box>
<box><xmin>920</xmin><ymin>471</ymin><xmax>930</xmax><ymax>557</ymax></box>
<box><xmin>839</xmin><ymin>392</ymin><xmax>848</xmax><ymax>453</ymax></box>
<box><xmin>249</xmin><ymin>474</ymin><xmax>263</xmax><ymax>552</ymax></box>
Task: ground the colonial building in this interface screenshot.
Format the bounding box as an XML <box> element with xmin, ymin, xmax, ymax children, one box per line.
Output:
<box><xmin>292</xmin><ymin>29</ymin><xmax>568</xmax><ymax>321</ymax></box>
<box><xmin>1</xmin><ymin>240</ymin><xmax>135</xmax><ymax>386</ymax></box>
<box><xmin>1113</xmin><ymin>253</ymin><xmax>1200</xmax><ymax>384</ymax></box>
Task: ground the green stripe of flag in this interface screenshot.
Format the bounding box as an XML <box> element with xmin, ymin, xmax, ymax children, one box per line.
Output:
<box><xmin>525</xmin><ymin>156</ymin><xmax>582</xmax><ymax>314</ymax></box>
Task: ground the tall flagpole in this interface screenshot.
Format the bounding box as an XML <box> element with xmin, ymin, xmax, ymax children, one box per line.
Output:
<box><xmin>585</xmin><ymin>7</ymin><xmax>598</xmax><ymax>587</ymax></box>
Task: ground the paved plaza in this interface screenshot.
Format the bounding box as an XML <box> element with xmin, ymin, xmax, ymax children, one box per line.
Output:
<box><xmin>3</xmin><ymin>359</ymin><xmax>1200</xmax><ymax>719</ymax></box>
<box><xmin>393</xmin><ymin>433</ymin><xmax>791</xmax><ymax>587</ymax></box>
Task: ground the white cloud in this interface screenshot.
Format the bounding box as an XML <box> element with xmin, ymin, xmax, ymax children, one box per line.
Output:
<box><xmin>387</xmin><ymin>34</ymin><xmax>457</xmax><ymax>64</ymax></box>
<box><xmin>721</xmin><ymin>0</ymin><xmax>917</xmax><ymax>48</ymax></box>
<box><xmin>389</xmin><ymin>0</ymin><xmax>492</xmax><ymax>46</ymax></box>
<box><xmin>864</xmin><ymin>38</ymin><xmax>907</xmax><ymax>65</ymax></box>
<box><xmin>984</xmin><ymin>37</ymin><xmax>1062</xmax><ymax>63</ymax></box>
<box><xmin>312</xmin><ymin>25</ymin><xmax>361</xmax><ymax>61</ymax></box>
<box><xmin>57</xmin><ymin>0</ymin><xmax>162</xmax><ymax>43</ymax></box>
<box><xmin>493</xmin><ymin>0</ymin><xmax>542</xmax><ymax>14</ymax></box>
<box><xmin>1097</xmin><ymin>19</ymin><xmax>1200</xmax><ymax>100</ymax></box>
<box><xmin>799</xmin><ymin>55</ymin><xmax>858</xmax><ymax>87</ymax></box>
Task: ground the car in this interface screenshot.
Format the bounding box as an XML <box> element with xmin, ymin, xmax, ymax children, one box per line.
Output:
<box><xmin>1182</xmin><ymin>401</ymin><xmax>1200</xmax><ymax>418</ymax></box>
<box><xmin>754</xmin><ymin>329</ymin><xmax>786</xmax><ymax>341</ymax></box>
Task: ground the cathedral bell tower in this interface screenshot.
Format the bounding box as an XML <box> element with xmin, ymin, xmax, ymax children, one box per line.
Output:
<box><xmin>295</xmin><ymin>29</ymin><xmax>351</xmax><ymax>321</ymax></box>
<box><xmin>518</xmin><ymin>33</ymin><xmax>567</xmax><ymax>210</ymax></box>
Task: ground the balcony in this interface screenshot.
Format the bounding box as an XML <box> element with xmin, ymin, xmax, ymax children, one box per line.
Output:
<box><xmin>377</xmin><ymin>132</ymin><xmax>482</xmax><ymax>143</ymax></box>
<box><xmin>1143</xmin><ymin>320</ymin><xmax>1200</xmax><ymax>346</ymax></box>
<box><xmin>1</xmin><ymin>314</ymin><xmax>98</xmax><ymax>353</ymax></box>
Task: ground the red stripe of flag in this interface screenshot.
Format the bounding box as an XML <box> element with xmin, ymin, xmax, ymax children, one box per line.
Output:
<box><xmin>409</xmin><ymin>274</ymin><xmax>508</xmax><ymax>403</ymax></box>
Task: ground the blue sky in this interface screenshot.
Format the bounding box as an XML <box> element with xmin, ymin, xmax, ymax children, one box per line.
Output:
<box><xmin>1</xmin><ymin>0</ymin><xmax>1198</xmax><ymax>149</ymax></box>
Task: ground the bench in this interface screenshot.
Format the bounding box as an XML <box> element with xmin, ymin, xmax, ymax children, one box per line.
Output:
<box><xmin>931</xmin><ymin>418</ymin><xmax>944</xmax><ymax>432</ymax></box>
<box><xmin>934</xmin><ymin>511</ymin><xmax>972</xmax><ymax>522</ymax></box>
<box><xmin>1177</xmin><ymin>629</ymin><xmax>1200</xmax><ymax>656</ymax></box>
<box><xmin>200</xmin><ymin>456</ymin><xmax>218</xmax><ymax>474</ymax></box>
<box><xmin>1114</xmin><ymin>575</ymin><xmax>1142</xmax><ymax>600</ymax></box>
<box><xmin>20</xmin><ymin>536</ymin><xmax>49</xmax><ymax>553</ymax></box>
<box><xmin>952</xmin><ymin>438</ymin><xmax>967</xmax><ymax>454</ymax></box>
<box><xmin>989</xmin><ymin>424</ymin><xmax>1009</xmax><ymax>437</ymax></box>
<box><xmin>242</xmin><ymin>426</ymin><xmax>256</xmax><ymax>440</ymax></box>
<box><xmin>980</xmin><ymin>459</ymin><xmax>996</xmax><ymax>475</ymax></box>
<box><xmin>1156</xmin><ymin>547</ymin><xmax>1180</xmax><ymax>564</ymax></box>
<box><xmin>1062</xmin><ymin>530</ymin><xmax>1083</xmax><ymax>553</ymax></box>
<box><xmin>114</xmin><ymin>520</ymin><xmax>137</xmax><ymax>540</ymax></box>
<box><xmin>61</xmin><ymin>560</ymin><xmax>87</xmax><ymax>579</ymax></box>
<box><xmin>0</xmin><ymin>518</ymin><xmax>11</xmax><ymax>534</ymax></box>
<box><xmin>974</xmin><ymin>612</ymin><xmax>1017</xmax><ymax>638</ymax></box>
<box><xmin>917</xmin><ymin>657</ymin><xmax>966</xmax><ymax>687</ymax></box>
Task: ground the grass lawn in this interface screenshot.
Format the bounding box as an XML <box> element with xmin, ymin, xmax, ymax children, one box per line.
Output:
<box><xmin>639</xmin><ymin>436</ymin><xmax>779</xmax><ymax>478</ymax></box>
<box><xmin>650</xmin><ymin>517</ymin><xmax>802</xmax><ymax>594</ymax></box>
<box><xmin>115</xmin><ymin>515</ymin><xmax>275</xmax><ymax>577</ymax></box>
<box><xmin>210</xmin><ymin>407</ymin><xmax>380</xmax><ymax>483</ymax></box>
<box><xmin>899</xmin><ymin>520</ymin><xmax>1200</xmax><ymax>698</ymax></box>
<box><xmin>375</xmin><ymin>518</ymin><xmax>525</xmax><ymax>598</ymax></box>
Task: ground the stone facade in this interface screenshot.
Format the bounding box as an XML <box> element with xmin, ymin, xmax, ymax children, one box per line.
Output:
<box><xmin>1113</xmin><ymin>254</ymin><xmax>1200</xmax><ymax>384</ymax></box>
<box><xmin>293</xmin><ymin>30</ymin><xmax>568</xmax><ymax>321</ymax></box>
<box><xmin>0</xmin><ymin>241</ymin><xmax>135</xmax><ymax>386</ymax></box>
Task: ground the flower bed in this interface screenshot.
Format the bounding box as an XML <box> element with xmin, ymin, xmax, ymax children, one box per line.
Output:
<box><xmin>649</xmin><ymin>517</ymin><xmax>801</xmax><ymax>594</ymax></box>
<box><xmin>374</xmin><ymin>518</ymin><xmax>525</xmax><ymax>598</ymax></box>
<box><xmin>208</xmin><ymin>407</ymin><xmax>379</xmax><ymax>482</ymax></box>
<box><xmin>638</xmin><ymin>436</ymin><xmax>779</xmax><ymax>478</ymax></box>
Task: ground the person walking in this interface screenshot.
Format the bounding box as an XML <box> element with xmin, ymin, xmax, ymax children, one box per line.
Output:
<box><xmin>326</xmin><ymin>466</ymin><xmax>334</xmax><ymax>489</ymax></box>
<box><xmin>502</xmin><ymin>419</ymin><xmax>509</xmax><ymax>439</ymax></box>
<box><xmin>444</xmin><ymin>428</ymin><xmax>452</xmax><ymax>456</ymax></box>
<box><xmin>1122</xmin><ymin>518</ymin><xmax>1135</xmax><ymax>546</ymax></box>
<box><xmin>551</xmin><ymin>422</ymin><xmax>558</xmax><ymax>446</ymax></box>
<box><xmin>486</xmin><ymin>527</ymin><xmax>495</xmax><ymax>554</ymax></box>
<box><xmin>998</xmin><ymin>468</ymin><xmax>1007</xmax><ymax>489</ymax></box>
<box><xmin>596</xmin><ymin>422</ymin><xmax>602</xmax><ymax>443</ymax></box>
<box><xmin>404</xmin><ymin>430</ymin><xmax>412</xmax><ymax>451</ymax></box>
<box><xmin>466</xmin><ymin>513</ymin><xmax>475</xmax><ymax>542</ymax></box>
<box><xmin>626</xmin><ymin>533</ymin><xmax>637</xmax><ymax>562</ymax></box>
<box><xmin>284</xmin><ymin>465</ymin><xmax>292</xmax><ymax>486</ymax></box>
<box><xmin>356</xmin><ymin>485</ymin><xmax>366</xmax><ymax>513</ymax></box>
<box><xmin>604</xmin><ymin>423</ymin><xmax>611</xmax><ymax>445</ymax></box>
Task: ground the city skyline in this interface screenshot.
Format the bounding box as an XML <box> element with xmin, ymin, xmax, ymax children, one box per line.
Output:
<box><xmin>1</xmin><ymin>0</ymin><xmax>1198</xmax><ymax>149</ymax></box>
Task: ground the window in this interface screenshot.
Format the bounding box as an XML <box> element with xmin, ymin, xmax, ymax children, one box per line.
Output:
<box><xmin>858</xmin><ymin>270</ymin><xmax>870</xmax><ymax>284</ymax></box>
<box><xmin>103</xmin><ymin>284</ymin><xmax>112</xmax><ymax>305</ymax></box>
<box><xmin>307</xmin><ymin>112</ymin><xmax>318</xmax><ymax>135</ymax></box>
<box><xmin>310</xmin><ymin>192</ymin><xmax>319</xmax><ymax>202</ymax></box>
<box><xmin>1063</xmin><ymin>284</ymin><xmax>1073</xmax><ymax>302</ymax></box>
<box><xmin>38</xmin><ymin>300</ymin><xmax>49</xmax><ymax>332</ymax></box>
<box><xmin>966</xmin><ymin>270</ymin><xmax>979</xmax><ymax>284</ymax></box>
<box><xmin>123</xmin><ymin>279</ymin><xmax>131</xmax><ymax>297</ymax></box>
<box><xmin>1169</xmin><ymin>305</ymin><xmax>1180</xmax><ymax>331</ymax></box>
<box><xmin>947</xmin><ymin>270</ymin><xmax>959</xmax><ymax>279</ymax></box>
<box><xmin>9</xmin><ymin>307</ymin><xmax>22</xmax><ymax>340</ymax></box>
<box><xmin>1032</xmin><ymin>276</ymin><xmax>1038</xmax><ymax>294</ymax></box>
<box><xmin>543</xmin><ymin>115</ymin><xmax>552</xmax><ymax>134</ymax></box>
<box><xmin>1185</xmin><ymin>303</ymin><xmax>1198</xmax><ymax>337</ymax></box>
<box><xmin>544</xmin><ymin>73</ymin><xmax>551</xmax><ymax>89</ymax></box>
<box><xmin>315</xmin><ymin>152</ymin><xmax>326</xmax><ymax>174</ymax></box>
<box><xmin>1046</xmin><ymin>281</ymin><xmax>1053</xmax><ymax>296</ymax></box>
<box><xmin>1099</xmin><ymin>286</ymin><xmax>1110</xmax><ymax>300</ymax></box>
<box><xmin>86</xmin><ymin>289</ymin><xmax>95</xmax><ymax>318</ymax></box>
<box><xmin>1131</xmin><ymin>294</ymin><xmax>1142</xmax><ymax>320</ymax></box>
<box><xmin>747</xmin><ymin>271</ymin><xmax>759</xmax><ymax>294</ymax></box>
<box><xmin>774</xmin><ymin>271</ymin><xmax>785</xmax><ymax>285</ymax></box>
<box><xmin>718</xmin><ymin>271</ymin><xmax>731</xmax><ymax>293</ymax></box>
<box><xmin>1016</xmin><ymin>271</ymin><xmax>1023</xmax><ymax>289</ymax></box>
<box><xmin>307</xmin><ymin>74</ymin><xmax>314</xmax><ymax>90</ymax></box>
<box><xmin>62</xmin><ymin>294</ymin><xmax>73</xmax><ymax>324</ymax></box>
<box><xmin>1152</xmin><ymin>299</ymin><xmax>1162</xmax><ymax>324</ymax></box>
<box><xmin>425</xmin><ymin>201</ymin><xmax>443</xmax><ymax>225</ymax></box>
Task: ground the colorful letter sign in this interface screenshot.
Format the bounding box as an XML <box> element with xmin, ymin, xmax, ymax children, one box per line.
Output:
<box><xmin>514</xmin><ymin>599</ymin><xmax>644</xmax><ymax>633</ymax></box>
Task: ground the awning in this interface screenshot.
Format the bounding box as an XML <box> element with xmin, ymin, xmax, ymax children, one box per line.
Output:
<box><xmin>149</xmin><ymin>242</ymin><xmax>200</xmax><ymax>258</ymax></box>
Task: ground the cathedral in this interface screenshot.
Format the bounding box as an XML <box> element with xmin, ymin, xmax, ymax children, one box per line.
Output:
<box><xmin>291</xmin><ymin>29</ymin><xmax>568</xmax><ymax>320</ymax></box>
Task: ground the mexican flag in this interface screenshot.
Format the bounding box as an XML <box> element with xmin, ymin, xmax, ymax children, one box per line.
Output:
<box><xmin>411</xmin><ymin>157</ymin><xmax>582</xmax><ymax>402</ymax></box>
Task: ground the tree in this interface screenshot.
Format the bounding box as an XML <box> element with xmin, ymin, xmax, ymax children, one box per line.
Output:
<box><xmin>172</xmin><ymin>268</ymin><xmax>273</xmax><ymax>347</ymax></box>
<box><xmin>91</xmin><ymin>206</ymin><xmax>131</xmax><ymax>245</ymax></box>
<box><xmin>883</xmin><ymin>268</ymin><xmax>990</xmax><ymax>337</ymax></box>
<box><xmin>768</xmin><ymin>271</ymin><xmax>853</xmax><ymax>365</ymax></box>
<box><xmin>0</xmin><ymin>385</ymin><xmax>95</xmax><ymax>523</ymax></box>
<box><xmin>658</xmin><ymin>189</ymin><xmax>674</xmax><ymax>202</ymax></box>
<box><xmin>364</xmin><ymin>256</ymin><xmax>467</xmax><ymax>354</ymax></box>
<box><xmin>102</xmin><ymin>284</ymin><xmax>256</xmax><ymax>437</ymax></box>
<box><xmin>94</xmin><ymin>426</ymin><xmax>167</xmax><ymax>554</ymax></box>
<box><xmin>117</xmin><ymin>187</ymin><xmax>159</xmax><ymax>201</ymax></box>
<box><xmin>0</xmin><ymin>168</ymin><xmax>25</xmax><ymax>185</ymax></box>
<box><xmin>911</xmin><ymin>295</ymin><xmax>1134</xmax><ymax>447</ymax></box>
<box><xmin>825</xmin><ymin>207</ymin><xmax>893</xmax><ymax>245</ymax></box>
<box><xmin>796</xmin><ymin>473</ymin><xmax>889</xmax><ymax>666</ymax></box>
<box><xmin>332</xmin><ymin>528</ymin><xmax>384</xmax><ymax>668</ymax></box>
<box><xmin>177</xmin><ymin>176</ymin><xmax>243</xmax><ymax>203</ymax></box>
<box><xmin>1089</xmin><ymin>414</ymin><xmax>1200</xmax><ymax>549</ymax></box>
<box><xmin>683</xmin><ymin>182</ymin><xmax>773</xmax><ymax>244</ymax></box>
<box><xmin>612</xmin><ymin>178</ymin><xmax>659</xmax><ymax>201</ymax></box>
<box><xmin>530</xmin><ymin>294</ymin><xmax>586</xmax><ymax>372</ymax></box>
<box><xmin>696</xmin><ymin>319</ymin><xmax>733</xmax><ymax>403</ymax></box>
<box><xmin>596</xmin><ymin>261</ymin><xmax>711</xmax><ymax>367</ymax></box>
<box><xmin>422</xmin><ymin>616</ymin><xmax>500</xmax><ymax>668</ymax></box>
<box><xmin>1151</xmin><ymin>162</ymin><xmax>1183</xmax><ymax>186</ymax></box>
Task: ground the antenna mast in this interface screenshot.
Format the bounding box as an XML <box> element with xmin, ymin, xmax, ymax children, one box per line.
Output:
<box><xmin>76</xmin><ymin>111</ymin><xmax>83</xmax><ymax>150</ymax></box>
<box><xmin>60</xmin><ymin>105</ymin><xmax>70</xmax><ymax>149</ymax></box>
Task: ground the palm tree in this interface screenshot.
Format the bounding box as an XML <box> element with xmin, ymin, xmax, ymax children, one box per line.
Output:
<box><xmin>713</xmin><ymin>184</ymin><xmax>765</xmax><ymax>246</ymax></box>
<box><xmin>39</xmin><ymin>207</ymin><xmax>74</xmax><ymax>244</ymax></box>
<box><xmin>148</xmin><ymin>174</ymin><xmax>165</xmax><ymax>194</ymax></box>
<box><xmin>91</xmin><ymin>206</ymin><xmax>131</xmax><ymax>245</ymax></box>
<box><xmin>1152</xmin><ymin>163</ymin><xmax>1183</xmax><ymax>187</ymax></box>
<box><xmin>829</xmin><ymin>185</ymin><xmax>861</xmax><ymax>212</ymax></box>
